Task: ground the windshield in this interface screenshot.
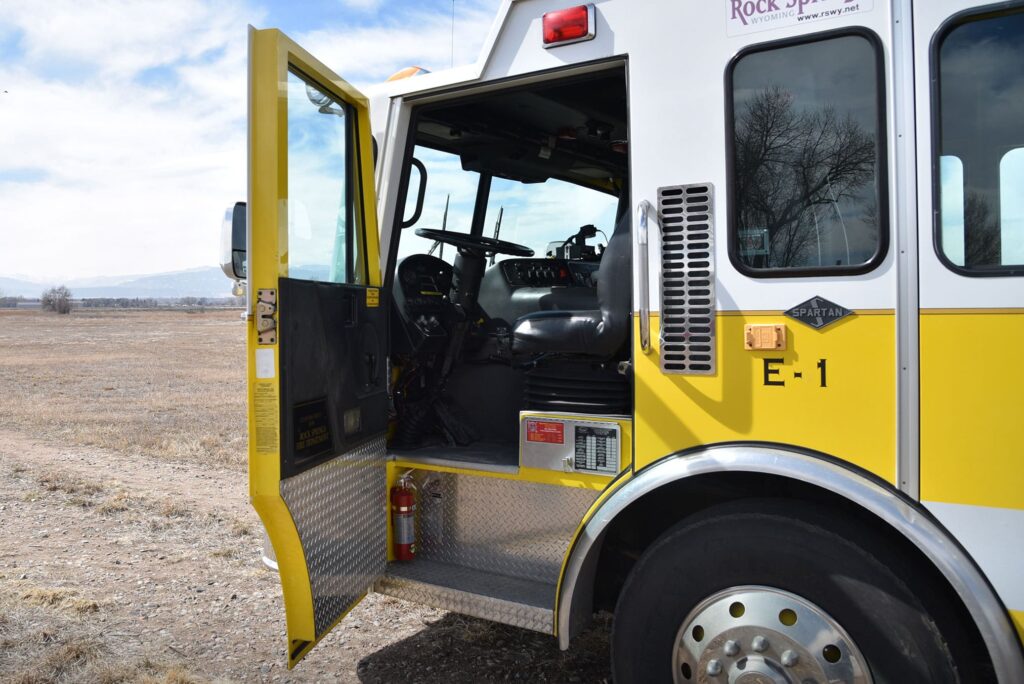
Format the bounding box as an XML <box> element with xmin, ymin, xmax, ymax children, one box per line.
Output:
<box><xmin>398</xmin><ymin>146</ymin><xmax>619</xmax><ymax>262</ymax></box>
<box><xmin>482</xmin><ymin>176</ymin><xmax>618</xmax><ymax>261</ymax></box>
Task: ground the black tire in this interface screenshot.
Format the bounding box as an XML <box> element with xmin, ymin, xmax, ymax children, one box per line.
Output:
<box><xmin>611</xmin><ymin>498</ymin><xmax>972</xmax><ymax>684</ymax></box>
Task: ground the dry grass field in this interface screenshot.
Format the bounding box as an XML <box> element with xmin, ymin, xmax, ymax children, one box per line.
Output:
<box><xmin>0</xmin><ymin>309</ymin><xmax>610</xmax><ymax>683</ymax></box>
<box><xmin>0</xmin><ymin>309</ymin><xmax>247</xmax><ymax>468</ymax></box>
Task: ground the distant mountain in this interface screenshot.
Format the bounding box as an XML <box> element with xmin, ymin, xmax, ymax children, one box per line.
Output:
<box><xmin>0</xmin><ymin>267</ymin><xmax>235</xmax><ymax>299</ymax></box>
<box><xmin>0</xmin><ymin>276</ymin><xmax>46</xmax><ymax>298</ymax></box>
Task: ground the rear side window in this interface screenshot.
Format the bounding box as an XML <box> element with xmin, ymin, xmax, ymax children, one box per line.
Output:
<box><xmin>936</xmin><ymin>10</ymin><xmax>1024</xmax><ymax>275</ymax></box>
<box><xmin>728</xmin><ymin>32</ymin><xmax>887</xmax><ymax>276</ymax></box>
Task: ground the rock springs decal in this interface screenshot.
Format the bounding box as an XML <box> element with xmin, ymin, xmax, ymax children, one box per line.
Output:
<box><xmin>727</xmin><ymin>0</ymin><xmax>873</xmax><ymax>37</ymax></box>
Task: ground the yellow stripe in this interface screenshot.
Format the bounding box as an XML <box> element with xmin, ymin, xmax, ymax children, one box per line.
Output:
<box><xmin>1012</xmin><ymin>610</ymin><xmax>1024</xmax><ymax>644</ymax></box>
<box><xmin>921</xmin><ymin>308</ymin><xmax>1024</xmax><ymax>315</ymax></box>
<box><xmin>634</xmin><ymin>313</ymin><xmax>896</xmax><ymax>482</ymax></box>
<box><xmin>717</xmin><ymin>309</ymin><xmax>894</xmax><ymax>317</ymax></box>
<box><xmin>388</xmin><ymin>460</ymin><xmax>614</xmax><ymax>490</ymax></box>
<box><xmin>920</xmin><ymin>311</ymin><xmax>1024</xmax><ymax>510</ymax></box>
<box><xmin>642</xmin><ymin>309</ymin><xmax>895</xmax><ymax>317</ymax></box>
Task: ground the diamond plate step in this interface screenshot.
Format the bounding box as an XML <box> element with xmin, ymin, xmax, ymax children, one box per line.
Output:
<box><xmin>375</xmin><ymin>560</ymin><xmax>555</xmax><ymax>634</ymax></box>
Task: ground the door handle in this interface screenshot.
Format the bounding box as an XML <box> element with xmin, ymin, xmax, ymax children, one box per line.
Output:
<box><xmin>365</xmin><ymin>352</ymin><xmax>378</xmax><ymax>386</ymax></box>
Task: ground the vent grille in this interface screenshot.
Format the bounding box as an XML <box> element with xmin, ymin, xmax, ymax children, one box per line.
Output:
<box><xmin>658</xmin><ymin>183</ymin><xmax>716</xmax><ymax>375</ymax></box>
<box><xmin>524</xmin><ymin>362</ymin><xmax>630</xmax><ymax>415</ymax></box>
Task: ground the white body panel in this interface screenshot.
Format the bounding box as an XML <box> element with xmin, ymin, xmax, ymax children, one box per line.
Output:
<box><xmin>914</xmin><ymin>0</ymin><xmax>1024</xmax><ymax>309</ymax></box>
<box><xmin>371</xmin><ymin>0</ymin><xmax>901</xmax><ymax>314</ymax></box>
<box><xmin>926</xmin><ymin>501</ymin><xmax>1024</xmax><ymax>613</ymax></box>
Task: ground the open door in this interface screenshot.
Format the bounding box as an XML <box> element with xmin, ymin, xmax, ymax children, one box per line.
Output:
<box><xmin>246</xmin><ymin>28</ymin><xmax>386</xmax><ymax>667</ymax></box>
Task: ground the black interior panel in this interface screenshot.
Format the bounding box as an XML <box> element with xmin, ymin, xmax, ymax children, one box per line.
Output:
<box><xmin>279</xmin><ymin>278</ymin><xmax>388</xmax><ymax>478</ymax></box>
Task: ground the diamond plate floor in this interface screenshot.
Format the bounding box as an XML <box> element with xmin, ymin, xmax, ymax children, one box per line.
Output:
<box><xmin>375</xmin><ymin>559</ymin><xmax>556</xmax><ymax>633</ymax></box>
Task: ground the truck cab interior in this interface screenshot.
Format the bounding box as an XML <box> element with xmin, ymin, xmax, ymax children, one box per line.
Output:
<box><xmin>386</xmin><ymin>66</ymin><xmax>631</xmax><ymax>469</ymax></box>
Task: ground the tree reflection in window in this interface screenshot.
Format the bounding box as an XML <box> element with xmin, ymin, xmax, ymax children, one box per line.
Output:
<box><xmin>731</xmin><ymin>35</ymin><xmax>882</xmax><ymax>272</ymax></box>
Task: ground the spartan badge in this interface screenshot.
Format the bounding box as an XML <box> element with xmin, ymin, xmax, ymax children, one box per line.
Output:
<box><xmin>784</xmin><ymin>296</ymin><xmax>851</xmax><ymax>330</ymax></box>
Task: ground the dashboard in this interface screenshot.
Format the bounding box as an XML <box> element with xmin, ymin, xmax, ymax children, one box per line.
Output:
<box><xmin>393</xmin><ymin>255</ymin><xmax>454</xmax><ymax>355</ymax></box>
<box><xmin>500</xmin><ymin>258</ymin><xmax>599</xmax><ymax>289</ymax></box>
<box><xmin>398</xmin><ymin>254</ymin><xmax>453</xmax><ymax>310</ymax></box>
<box><xmin>480</xmin><ymin>258</ymin><xmax>600</xmax><ymax>325</ymax></box>
<box><xmin>393</xmin><ymin>254</ymin><xmax>601</xmax><ymax>349</ymax></box>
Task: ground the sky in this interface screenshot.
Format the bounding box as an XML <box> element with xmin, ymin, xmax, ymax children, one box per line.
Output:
<box><xmin>0</xmin><ymin>0</ymin><xmax>500</xmax><ymax>281</ymax></box>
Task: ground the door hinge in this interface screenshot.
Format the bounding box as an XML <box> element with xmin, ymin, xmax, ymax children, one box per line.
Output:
<box><xmin>256</xmin><ymin>288</ymin><xmax>277</xmax><ymax>345</ymax></box>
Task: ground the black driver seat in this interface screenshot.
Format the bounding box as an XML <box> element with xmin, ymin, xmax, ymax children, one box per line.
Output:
<box><xmin>510</xmin><ymin>192</ymin><xmax>631</xmax><ymax>358</ymax></box>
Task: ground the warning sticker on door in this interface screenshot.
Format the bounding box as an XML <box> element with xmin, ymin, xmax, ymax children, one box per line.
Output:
<box><xmin>526</xmin><ymin>419</ymin><xmax>565</xmax><ymax>445</ymax></box>
<box><xmin>726</xmin><ymin>0</ymin><xmax>873</xmax><ymax>37</ymax></box>
<box><xmin>253</xmin><ymin>381</ymin><xmax>279</xmax><ymax>455</ymax></box>
<box><xmin>366</xmin><ymin>288</ymin><xmax>380</xmax><ymax>308</ymax></box>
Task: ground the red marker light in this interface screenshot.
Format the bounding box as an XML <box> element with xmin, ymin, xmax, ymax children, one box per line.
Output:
<box><xmin>542</xmin><ymin>5</ymin><xmax>595</xmax><ymax>48</ymax></box>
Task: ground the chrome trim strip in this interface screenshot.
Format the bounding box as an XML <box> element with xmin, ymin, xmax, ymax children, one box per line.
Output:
<box><xmin>892</xmin><ymin>0</ymin><xmax>921</xmax><ymax>499</ymax></box>
<box><xmin>557</xmin><ymin>446</ymin><xmax>1024</xmax><ymax>682</ymax></box>
<box><xmin>636</xmin><ymin>200</ymin><xmax>653</xmax><ymax>354</ymax></box>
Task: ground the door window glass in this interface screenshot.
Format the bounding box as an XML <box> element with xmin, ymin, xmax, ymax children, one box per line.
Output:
<box><xmin>937</xmin><ymin>11</ymin><xmax>1024</xmax><ymax>273</ymax></box>
<box><xmin>1000</xmin><ymin>149</ymin><xmax>1024</xmax><ymax>265</ymax></box>
<box><xmin>286</xmin><ymin>68</ymin><xmax>353</xmax><ymax>283</ymax></box>
<box><xmin>939</xmin><ymin>156</ymin><xmax>965</xmax><ymax>266</ymax></box>
<box><xmin>729</xmin><ymin>33</ymin><xmax>885</xmax><ymax>274</ymax></box>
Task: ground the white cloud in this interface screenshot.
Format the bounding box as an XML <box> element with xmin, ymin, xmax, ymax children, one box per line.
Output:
<box><xmin>0</xmin><ymin>1</ymin><xmax>254</xmax><ymax>280</ymax></box>
<box><xmin>0</xmin><ymin>0</ymin><xmax>251</xmax><ymax>78</ymax></box>
<box><xmin>337</xmin><ymin>0</ymin><xmax>386</xmax><ymax>11</ymax></box>
<box><xmin>297</xmin><ymin>1</ymin><xmax>496</xmax><ymax>84</ymax></box>
<box><xmin>0</xmin><ymin>0</ymin><xmax>499</xmax><ymax>280</ymax></box>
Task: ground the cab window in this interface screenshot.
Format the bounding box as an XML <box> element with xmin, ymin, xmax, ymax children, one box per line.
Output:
<box><xmin>937</xmin><ymin>10</ymin><xmax>1024</xmax><ymax>274</ymax></box>
<box><xmin>728</xmin><ymin>32</ymin><xmax>886</xmax><ymax>275</ymax></box>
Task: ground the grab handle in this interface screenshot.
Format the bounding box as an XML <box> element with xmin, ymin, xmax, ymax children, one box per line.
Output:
<box><xmin>636</xmin><ymin>200</ymin><xmax>656</xmax><ymax>354</ymax></box>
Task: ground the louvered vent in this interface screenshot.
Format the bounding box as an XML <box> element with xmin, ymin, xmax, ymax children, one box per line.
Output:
<box><xmin>658</xmin><ymin>183</ymin><xmax>716</xmax><ymax>375</ymax></box>
<box><xmin>524</xmin><ymin>362</ymin><xmax>630</xmax><ymax>415</ymax></box>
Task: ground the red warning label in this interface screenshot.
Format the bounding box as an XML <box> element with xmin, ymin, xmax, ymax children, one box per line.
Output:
<box><xmin>526</xmin><ymin>419</ymin><xmax>564</xmax><ymax>444</ymax></box>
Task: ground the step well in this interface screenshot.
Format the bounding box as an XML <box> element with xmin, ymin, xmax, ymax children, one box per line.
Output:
<box><xmin>376</xmin><ymin>560</ymin><xmax>555</xmax><ymax>633</ymax></box>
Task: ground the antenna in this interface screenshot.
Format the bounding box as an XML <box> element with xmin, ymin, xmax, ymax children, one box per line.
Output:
<box><xmin>427</xmin><ymin>194</ymin><xmax>450</xmax><ymax>260</ymax></box>
<box><xmin>490</xmin><ymin>206</ymin><xmax>504</xmax><ymax>266</ymax></box>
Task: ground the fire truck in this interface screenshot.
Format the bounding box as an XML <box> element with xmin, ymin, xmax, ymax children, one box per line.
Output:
<box><xmin>221</xmin><ymin>0</ymin><xmax>1024</xmax><ymax>680</ymax></box>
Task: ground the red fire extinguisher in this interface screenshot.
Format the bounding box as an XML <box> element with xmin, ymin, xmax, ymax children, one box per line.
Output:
<box><xmin>391</xmin><ymin>473</ymin><xmax>417</xmax><ymax>561</ymax></box>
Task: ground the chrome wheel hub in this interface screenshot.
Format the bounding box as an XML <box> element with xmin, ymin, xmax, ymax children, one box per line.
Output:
<box><xmin>672</xmin><ymin>586</ymin><xmax>871</xmax><ymax>684</ymax></box>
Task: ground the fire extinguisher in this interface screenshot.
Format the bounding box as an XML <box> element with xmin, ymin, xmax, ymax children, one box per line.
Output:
<box><xmin>391</xmin><ymin>473</ymin><xmax>417</xmax><ymax>561</ymax></box>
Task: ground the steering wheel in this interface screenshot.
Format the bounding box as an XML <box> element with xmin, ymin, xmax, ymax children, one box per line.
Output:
<box><xmin>415</xmin><ymin>228</ymin><xmax>534</xmax><ymax>257</ymax></box>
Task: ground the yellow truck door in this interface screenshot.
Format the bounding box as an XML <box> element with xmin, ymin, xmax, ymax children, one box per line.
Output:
<box><xmin>246</xmin><ymin>27</ymin><xmax>385</xmax><ymax>668</ymax></box>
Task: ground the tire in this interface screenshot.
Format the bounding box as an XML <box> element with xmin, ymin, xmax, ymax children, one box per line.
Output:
<box><xmin>611</xmin><ymin>498</ymin><xmax>971</xmax><ymax>684</ymax></box>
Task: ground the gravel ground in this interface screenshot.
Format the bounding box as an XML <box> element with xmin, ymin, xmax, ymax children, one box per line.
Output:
<box><xmin>0</xmin><ymin>430</ymin><xmax>612</xmax><ymax>683</ymax></box>
<box><xmin>0</xmin><ymin>311</ymin><xmax>612</xmax><ymax>682</ymax></box>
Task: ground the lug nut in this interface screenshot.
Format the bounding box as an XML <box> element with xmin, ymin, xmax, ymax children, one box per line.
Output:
<box><xmin>751</xmin><ymin>635</ymin><xmax>768</xmax><ymax>652</ymax></box>
<box><xmin>781</xmin><ymin>649</ymin><xmax>799</xmax><ymax>667</ymax></box>
<box><xmin>724</xmin><ymin>640</ymin><xmax>739</xmax><ymax>656</ymax></box>
<box><xmin>706</xmin><ymin>659</ymin><xmax>723</xmax><ymax>676</ymax></box>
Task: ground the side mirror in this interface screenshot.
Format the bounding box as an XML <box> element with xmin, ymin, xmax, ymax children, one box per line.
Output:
<box><xmin>220</xmin><ymin>202</ymin><xmax>246</xmax><ymax>280</ymax></box>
